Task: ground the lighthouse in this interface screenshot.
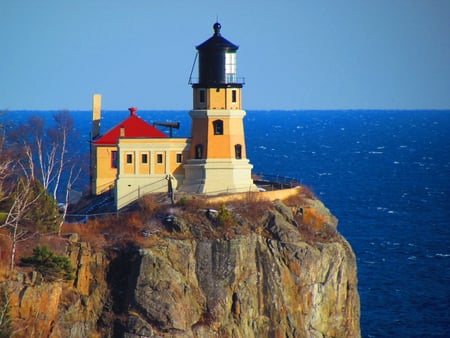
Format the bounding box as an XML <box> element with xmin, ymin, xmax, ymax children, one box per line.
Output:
<box><xmin>182</xmin><ymin>22</ymin><xmax>256</xmax><ymax>194</ymax></box>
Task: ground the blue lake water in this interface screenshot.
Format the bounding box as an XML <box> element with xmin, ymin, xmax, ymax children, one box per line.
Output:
<box><xmin>3</xmin><ymin>109</ymin><xmax>449</xmax><ymax>337</ymax></box>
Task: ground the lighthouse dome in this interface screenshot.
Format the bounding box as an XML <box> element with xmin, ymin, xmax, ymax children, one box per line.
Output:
<box><xmin>194</xmin><ymin>22</ymin><xmax>241</xmax><ymax>87</ymax></box>
<box><xmin>196</xmin><ymin>22</ymin><xmax>239</xmax><ymax>51</ymax></box>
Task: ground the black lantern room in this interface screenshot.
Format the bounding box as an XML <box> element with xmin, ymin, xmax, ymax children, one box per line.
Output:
<box><xmin>193</xmin><ymin>22</ymin><xmax>243</xmax><ymax>88</ymax></box>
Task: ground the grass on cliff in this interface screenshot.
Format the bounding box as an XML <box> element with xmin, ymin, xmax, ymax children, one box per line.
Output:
<box><xmin>0</xmin><ymin>186</ymin><xmax>338</xmax><ymax>278</ymax></box>
<box><xmin>60</xmin><ymin>186</ymin><xmax>337</xmax><ymax>248</ymax></box>
<box><xmin>59</xmin><ymin>192</ymin><xmax>275</xmax><ymax>247</ymax></box>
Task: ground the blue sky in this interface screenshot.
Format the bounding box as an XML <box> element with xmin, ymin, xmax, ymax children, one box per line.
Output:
<box><xmin>1</xmin><ymin>0</ymin><xmax>449</xmax><ymax>110</ymax></box>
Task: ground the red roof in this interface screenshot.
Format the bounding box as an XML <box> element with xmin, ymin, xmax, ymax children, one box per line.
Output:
<box><xmin>93</xmin><ymin>108</ymin><xmax>168</xmax><ymax>145</ymax></box>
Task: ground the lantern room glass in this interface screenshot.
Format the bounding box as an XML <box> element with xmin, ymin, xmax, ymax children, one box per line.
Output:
<box><xmin>225</xmin><ymin>52</ymin><xmax>237</xmax><ymax>83</ymax></box>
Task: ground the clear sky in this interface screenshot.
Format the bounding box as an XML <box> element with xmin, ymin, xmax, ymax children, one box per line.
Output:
<box><xmin>1</xmin><ymin>0</ymin><xmax>449</xmax><ymax>111</ymax></box>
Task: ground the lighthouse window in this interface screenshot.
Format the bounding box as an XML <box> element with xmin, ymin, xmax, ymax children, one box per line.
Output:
<box><xmin>213</xmin><ymin>120</ymin><xmax>224</xmax><ymax>135</ymax></box>
<box><xmin>235</xmin><ymin>144</ymin><xmax>242</xmax><ymax>159</ymax></box>
<box><xmin>232</xmin><ymin>90</ymin><xmax>237</xmax><ymax>103</ymax></box>
<box><xmin>199</xmin><ymin>89</ymin><xmax>205</xmax><ymax>103</ymax></box>
<box><xmin>156</xmin><ymin>153</ymin><xmax>163</xmax><ymax>164</ymax></box>
<box><xmin>176</xmin><ymin>153</ymin><xmax>182</xmax><ymax>163</ymax></box>
<box><xmin>225</xmin><ymin>53</ymin><xmax>237</xmax><ymax>83</ymax></box>
<box><xmin>195</xmin><ymin>144</ymin><xmax>203</xmax><ymax>159</ymax></box>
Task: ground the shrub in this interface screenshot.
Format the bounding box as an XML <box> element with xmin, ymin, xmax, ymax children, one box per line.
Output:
<box><xmin>26</xmin><ymin>180</ymin><xmax>62</xmax><ymax>233</ymax></box>
<box><xmin>0</xmin><ymin>179</ymin><xmax>61</xmax><ymax>234</ymax></box>
<box><xmin>20</xmin><ymin>245</ymin><xmax>75</xmax><ymax>281</ymax></box>
<box><xmin>177</xmin><ymin>196</ymin><xmax>189</xmax><ymax>207</ymax></box>
<box><xmin>217</xmin><ymin>204</ymin><xmax>233</xmax><ymax>227</ymax></box>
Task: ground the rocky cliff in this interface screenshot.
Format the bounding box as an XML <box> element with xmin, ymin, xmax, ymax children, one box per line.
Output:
<box><xmin>1</xmin><ymin>191</ymin><xmax>360</xmax><ymax>337</ymax></box>
<box><xmin>1</xmin><ymin>237</ymin><xmax>110</xmax><ymax>337</ymax></box>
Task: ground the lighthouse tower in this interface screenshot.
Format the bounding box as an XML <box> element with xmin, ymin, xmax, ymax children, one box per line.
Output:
<box><xmin>182</xmin><ymin>22</ymin><xmax>256</xmax><ymax>194</ymax></box>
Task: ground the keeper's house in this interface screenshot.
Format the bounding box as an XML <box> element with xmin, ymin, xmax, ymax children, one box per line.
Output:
<box><xmin>90</xmin><ymin>23</ymin><xmax>256</xmax><ymax>209</ymax></box>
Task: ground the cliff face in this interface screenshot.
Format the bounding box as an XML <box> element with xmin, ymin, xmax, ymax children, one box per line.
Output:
<box><xmin>123</xmin><ymin>200</ymin><xmax>360</xmax><ymax>338</ymax></box>
<box><xmin>1</xmin><ymin>196</ymin><xmax>360</xmax><ymax>338</ymax></box>
<box><xmin>1</xmin><ymin>237</ymin><xmax>110</xmax><ymax>337</ymax></box>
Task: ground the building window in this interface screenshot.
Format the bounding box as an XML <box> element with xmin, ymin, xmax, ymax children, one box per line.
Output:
<box><xmin>235</xmin><ymin>144</ymin><xmax>242</xmax><ymax>159</ymax></box>
<box><xmin>126</xmin><ymin>153</ymin><xmax>133</xmax><ymax>164</ymax></box>
<box><xmin>141</xmin><ymin>153</ymin><xmax>148</xmax><ymax>164</ymax></box>
<box><xmin>213</xmin><ymin>120</ymin><xmax>224</xmax><ymax>135</ymax></box>
<box><xmin>157</xmin><ymin>153</ymin><xmax>163</xmax><ymax>164</ymax></box>
<box><xmin>111</xmin><ymin>151</ymin><xmax>118</xmax><ymax>168</ymax></box>
<box><xmin>176</xmin><ymin>153</ymin><xmax>182</xmax><ymax>163</ymax></box>
<box><xmin>195</xmin><ymin>144</ymin><xmax>203</xmax><ymax>159</ymax></box>
<box><xmin>199</xmin><ymin>89</ymin><xmax>205</xmax><ymax>103</ymax></box>
<box><xmin>232</xmin><ymin>90</ymin><xmax>237</xmax><ymax>103</ymax></box>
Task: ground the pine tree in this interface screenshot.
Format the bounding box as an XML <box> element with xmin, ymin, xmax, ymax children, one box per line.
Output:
<box><xmin>20</xmin><ymin>245</ymin><xmax>75</xmax><ymax>281</ymax></box>
<box><xmin>23</xmin><ymin>179</ymin><xmax>61</xmax><ymax>234</ymax></box>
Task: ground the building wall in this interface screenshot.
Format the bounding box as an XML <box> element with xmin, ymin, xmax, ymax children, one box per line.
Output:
<box><xmin>115</xmin><ymin>138</ymin><xmax>190</xmax><ymax>209</ymax></box>
<box><xmin>206</xmin><ymin>115</ymin><xmax>247</xmax><ymax>159</ymax></box>
<box><xmin>93</xmin><ymin>145</ymin><xmax>118</xmax><ymax>195</ymax></box>
<box><xmin>188</xmin><ymin>116</ymin><xmax>208</xmax><ymax>159</ymax></box>
<box><xmin>182</xmin><ymin>158</ymin><xmax>256</xmax><ymax>195</ymax></box>
<box><xmin>182</xmin><ymin>107</ymin><xmax>256</xmax><ymax>195</ymax></box>
<box><xmin>193</xmin><ymin>87</ymin><xmax>242</xmax><ymax>110</ymax></box>
<box><xmin>138</xmin><ymin>151</ymin><xmax>150</xmax><ymax>174</ymax></box>
<box><xmin>189</xmin><ymin>109</ymin><xmax>248</xmax><ymax>159</ymax></box>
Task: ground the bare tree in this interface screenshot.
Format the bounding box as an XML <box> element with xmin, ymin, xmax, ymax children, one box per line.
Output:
<box><xmin>0</xmin><ymin>134</ymin><xmax>42</xmax><ymax>270</ymax></box>
<box><xmin>1</xmin><ymin>178</ymin><xmax>41</xmax><ymax>270</ymax></box>
<box><xmin>58</xmin><ymin>160</ymin><xmax>82</xmax><ymax>235</ymax></box>
<box><xmin>49</xmin><ymin>111</ymin><xmax>74</xmax><ymax>200</ymax></box>
<box><xmin>8</xmin><ymin>111</ymin><xmax>77</xmax><ymax>201</ymax></box>
<box><xmin>0</xmin><ymin>111</ymin><xmax>77</xmax><ymax>270</ymax></box>
<box><xmin>0</xmin><ymin>128</ymin><xmax>13</xmax><ymax>201</ymax></box>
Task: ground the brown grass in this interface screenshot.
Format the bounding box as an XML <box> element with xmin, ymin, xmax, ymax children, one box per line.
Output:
<box><xmin>0</xmin><ymin>186</ymin><xmax>337</xmax><ymax>279</ymax></box>
<box><xmin>283</xmin><ymin>186</ymin><xmax>316</xmax><ymax>207</ymax></box>
<box><xmin>61</xmin><ymin>212</ymin><xmax>146</xmax><ymax>249</ymax></box>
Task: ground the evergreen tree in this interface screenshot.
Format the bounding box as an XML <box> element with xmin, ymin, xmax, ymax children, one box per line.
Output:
<box><xmin>20</xmin><ymin>245</ymin><xmax>75</xmax><ymax>281</ymax></box>
<box><xmin>24</xmin><ymin>179</ymin><xmax>61</xmax><ymax>233</ymax></box>
<box><xmin>0</xmin><ymin>179</ymin><xmax>61</xmax><ymax>234</ymax></box>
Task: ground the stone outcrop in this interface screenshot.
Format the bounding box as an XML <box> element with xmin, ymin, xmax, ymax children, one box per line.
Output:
<box><xmin>1</xmin><ymin>195</ymin><xmax>360</xmax><ymax>337</ymax></box>
<box><xmin>0</xmin><ymin>238</ymin><xmax>110</xmax><ymax>338</ymax></box>
<box><xmin>123</xmin><ymin>199</ymin><xmax>360</xmax><ymax>338</ymax></box>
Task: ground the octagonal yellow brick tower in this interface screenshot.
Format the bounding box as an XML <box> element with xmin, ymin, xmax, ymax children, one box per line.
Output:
<box><xmin>181</xmin><ymin>23</ymin><xmax>257</xmax><ymax>194</ymax></box>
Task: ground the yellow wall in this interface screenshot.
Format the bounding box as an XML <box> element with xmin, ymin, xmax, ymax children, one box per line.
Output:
<box><xmin>93</xmin><ymin>138</ymin><xmax>190</xmax><ymax>196</ymax></box>
<box><xmin>206</xmin><ymin>117</ymin><xmax>246</xmax><ymax>159</ymax></box>
<box><xmin>114</xmin><ymin>138</ymin><xmax>190</xmax><ymax>209</ymax></box>
<box><xmin>154</xmin><ymin>151</ymin><xmax>165</xmax><ymax>174</ymax></box>
<box><xmin>171</xmin><ymin>149</ymin><xmax>188</xmax><ymax>174</ymax></box>
<box><xmin>193</xmin><ymin>88</ymin><xmax>242</xmax><ymax>110</ymax></box>
<box><xmin>138</xmin><ymin>151</ymin><xmax>150</xmax><ymax>174</ymax></box>
<box><xmin>189</xmin><ymin>117</ymin><xmax>209</xmax><ymax>159</ymax></box>
<box><xmin>190</xmin><ymin>86</ymin><xmax>246</xmax><ymax>160</ymax></box>
<box><xmin>123</xmin><ymin>152</ymin><xmax>135</xmax><ymax>174</ymax></box>
<box><xmin>189</xmin><ymin>110</ymin><xmax>247</xmax><ymax>160</ymax></box>
<box><xmin>117</xmin><ymin>138</ymin><xmax>189</xmax><ymax>177</ymax></box>
<box><xmin>94</xmin><ymin>145</ymin><xmax>118</xmax><ymax>194</ymax></box>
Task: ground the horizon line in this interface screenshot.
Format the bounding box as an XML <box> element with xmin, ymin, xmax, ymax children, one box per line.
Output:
<box><xmin>2</xmin><ymin>108</ymin><xmax>450</xmax><ymax>113</ymax></box>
